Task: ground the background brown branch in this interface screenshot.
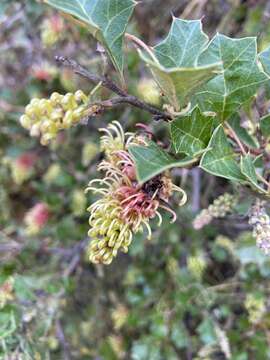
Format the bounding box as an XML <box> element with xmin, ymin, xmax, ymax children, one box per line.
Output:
<box><xmin>55</xmin><ymin>56</ymin><xmax>172</xmax><ymax>122</ymax></box>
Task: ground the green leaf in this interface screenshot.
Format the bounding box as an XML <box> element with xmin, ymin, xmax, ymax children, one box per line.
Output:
<box><xmin>200</xmin><ymin>125</ymin><xmax>245</xmax><ymax>182</ymax></box>
<box><xmin>0</xmin><ymin>310</ymin><xmax>16</xmax><ymax>340</ymax></box>
<box><xmin>45</xmin><ymin>0</ymin><xmax>136</xmax><ymax>79</ymax></box>
<box><xmin>139</xmin><ymin>18</ymin><xmax>221</xmax><ymax>110</ymax></box>
<box><xmin>128</xmin><ymin>141</ymin><xmax>197</xmax><ymax>184</ymax></box>
<box><xmin>170</xmin><ymin>107</ymin><xmax>216</xmax><ymax>156</ymax></box>
<box><xmin>228</xmin><ymin>114</ymin><xmax>259</xmax><ymax>149</ymax></box>
<box><xmin>240</xmin><ymin>154</ymin><xmax>267</xmax><ymax>194</ymax></box>
<box><xmin>196</xmin><ymin>34</ymin><xmax>267</xmax><ymax>122</ymax></box>
<box><xmin>197</xmin><ymin>318</ymin><xmax>217</xmax><ymax>346</ymax></box>
<box><xmin>260</xmin><ymin>113</ymin><xmax>270</xmax><ymax>138</ymax></box>
<box><xmin>259</xmin><ymin>46</ymin><xmax>270</xmax><ymax>76</ymax></box>
<box><xmin>236</xmin><ymin>233</ymin><xmax>269</xmax><ymax>266</ymax></box>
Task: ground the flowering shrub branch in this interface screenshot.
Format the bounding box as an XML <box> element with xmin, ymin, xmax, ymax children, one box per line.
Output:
<box><xmin>18</xmin><ymin>0</ymin><xmax>270</xmax><ymax>262</ymax></box>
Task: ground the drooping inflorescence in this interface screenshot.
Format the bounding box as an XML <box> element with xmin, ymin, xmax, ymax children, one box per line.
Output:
<box><xmin>20</xmin><ymin>91</ymin><xmax>89</xmax><ymax>145</ymax></box>
<box><xmin>249</xmin><ymin>199</ymin><xmax>270</xmax><ymax>255</ymax></box>
<box><xmin>193</xmin><ymin>193</ymin><xmax>237</xmax><ymax>230</ymax></box>
<box><xmin>86</xmin><ymin>121</ymin><xmax>186</xmax><ymax>265</ymax></box>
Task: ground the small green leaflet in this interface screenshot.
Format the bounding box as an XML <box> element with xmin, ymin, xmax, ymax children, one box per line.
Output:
<box><xmin>200</xmin><ymin>125</ymin><xmax>245</xmax><ymax>182</ymax></box>
<box><xmin>240</xmin><ymin>154</ymin><xmax>268</xmax><ymax>194</ymax></box>
<box><xmin>45</xmin><ymin>0</ymin><xmax>136</xmax><ymax>80</ymax></box>
<box><xmin>139</xmin><ymin>18</ymin><xmax>221</xmax><ymax>110</ymax></box>
<box><xmin>259</xmin><ymin>46</ymin><xmax>270</xmax><ymax>76</ymax></box>
<box><xmin>196</xmin><ymin>34</ymin><xmax>267</xmax><ymax>122</ymax></box>
<box><xmin>228</xmin><ymin>114</ymin><xmax>259</xmax><ymax>149</ymax></box>
<box><xmin>260</xmin><ymin>114</ymin><xmax>270</xmax><ymax>138</ymax></box>
<box><xmin>170</xmin><ymin>107</ymin><xmax>216</xmax><ymax>156</ymax></box>
<box><xmin>128</xmin><ymin>141</ymin><xmax>197</xmax><ymax>184</ymax></box>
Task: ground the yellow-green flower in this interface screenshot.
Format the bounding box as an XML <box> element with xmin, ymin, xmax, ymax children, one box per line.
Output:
<box><xmin>86</xmin><ymin>121</ymin><xmax>186</xmax><ymax>265</ymax></box>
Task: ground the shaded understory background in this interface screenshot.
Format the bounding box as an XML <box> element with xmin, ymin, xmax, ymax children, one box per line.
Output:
<box><xmin>1</xmin><ymin>0</ymin><xmax>270</xmax><ymax>359</ymax></box>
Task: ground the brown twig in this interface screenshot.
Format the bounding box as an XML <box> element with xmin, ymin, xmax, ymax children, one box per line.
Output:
<box><xmin>225</xmin><ymin>121</ymin><xmax>247</xmax><ymax>155</ymax></box>
<box><xmin>55</xmin><ymin>56</ymin><xmax>172</xmax><ymax>121</ymax></box>
<box><xmin>125</xmin><ymin>33</ymin><xmax>156</xmax><ymax>61</ymax></box>
<box><xmin>92</xmin><ymin>96</ymin><xmax>171</xmax><ymax>120</ymax></box>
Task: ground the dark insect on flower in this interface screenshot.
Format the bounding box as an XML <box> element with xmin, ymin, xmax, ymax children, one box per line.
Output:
<box><xmin>86</xmin><ymin>121</ymin><xmax>186</xmax><ymax>265</ymax></box>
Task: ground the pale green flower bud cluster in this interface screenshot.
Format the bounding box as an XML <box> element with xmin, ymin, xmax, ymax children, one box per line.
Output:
<box><xmin>249</xmin><ymin>199</ymin><xmax>270</xmax><ymax>255</ymax></box>
<box><xmin>20</xmin><ymin>91</ymin><xmax>89</xmax><ymax>145</ymax></box>
<box><xmin>193</xmin><ymin>193</ymin><xmax>237</xmax><ymax>230</ymax></box>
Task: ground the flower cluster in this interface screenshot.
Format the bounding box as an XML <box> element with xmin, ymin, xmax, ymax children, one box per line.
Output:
<box><xmin>41</xmin><ymin>15</ymin><xmax>65</xmax><ymax>47</ymax></box>
<box><xmin>10</xmin><ymin>152</ymin><xmax>37</xmax><ymax>185</ymax></box>
<box><xmin>24</xmin><ymin>203</ymin><xmax>49</xmax><ymax>236</ymax></box>
<box><xmin>111</xmin><ymin>304</ymin><xmax>129</xmax><ymax>330</ymax></box>
<box><xmin>20</xmin><ymin>91</ymin><xmax>89</xmax><ymax>145</ymax></box>
<box><xmin>249</xmin><ymin>199</ymin><xmax>270</xmax><ymax>255</ymax></box>
<box><xmin>86</xmin><ymin>121</ymin><xmax>186</xmax><ymax>265</ymax></box>
<box><xmin>0</xmin><ymin>277</ymin><xmax>14</xmax><ymax>309</ymax></box>
<box><xmin>193</xmin><ymin>193</ymin><xmax>237</xmax><ymax>230</ymax></box>
<box><xmin>32</xmin><ymin>62</ymin><xmax>58</xmax><ymax>82</ymax></box>
<box><xmin>187</xmin><ymin>253</ymin><xmax>207</xmax><ymax>280</ymax></box>
<box><xmin>245</xmin><ymin>293</ymin><xmax>266</xmax><ymax>324</ymax></box>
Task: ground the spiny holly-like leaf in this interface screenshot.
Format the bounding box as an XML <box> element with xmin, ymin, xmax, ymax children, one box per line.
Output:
<box><xmin>260</xmin><ymin>114</ymin><xmax>270</xmax><ymax>138</ymax></box>
<box><xmin>228</xmin><ymin>114</ymin><xmax>259</xmax><ymax>149</ymax></box>
<box><xmin>128</xmin><ymin>141</ymin><xmax>197</xmax><ymax>184</ymax></box>
<box><xmin>45</xmin><ymin>0</ymin><xmax>136</xmax><ymax>80</ymax></box>
<box><xmin>200</xmin><ymin>125</ymin><xmax>245</xmax><ymax>182</ymax></box>
<box><xmin>240</xmin><ymin>154</ymin><xmax>267</xmax><ymax>194</ymax></box>
<box><xmin>259</xmin><ymin>46</ymin><xmax>270</xmax><ymax>76</ymax></box>
<box><xmin>139</xmin><ymin>18</ymin><xmax>221</xmax><ymax>110</ymax></box>
<box><xmin>170</xmin><ymin>107</ymin><xmax>216</xmax><ymax>156</ymax></box>
<box><xmin>196</xmin><ymin>34</ymin><xmax>268</xmax><ymax>122</ymax></box>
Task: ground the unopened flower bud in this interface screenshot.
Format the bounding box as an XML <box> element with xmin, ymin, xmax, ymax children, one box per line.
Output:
<box><xmin>137</xmin><ymin>78</ymin><xmax>161</xmax><ymax>105</ymax></box>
